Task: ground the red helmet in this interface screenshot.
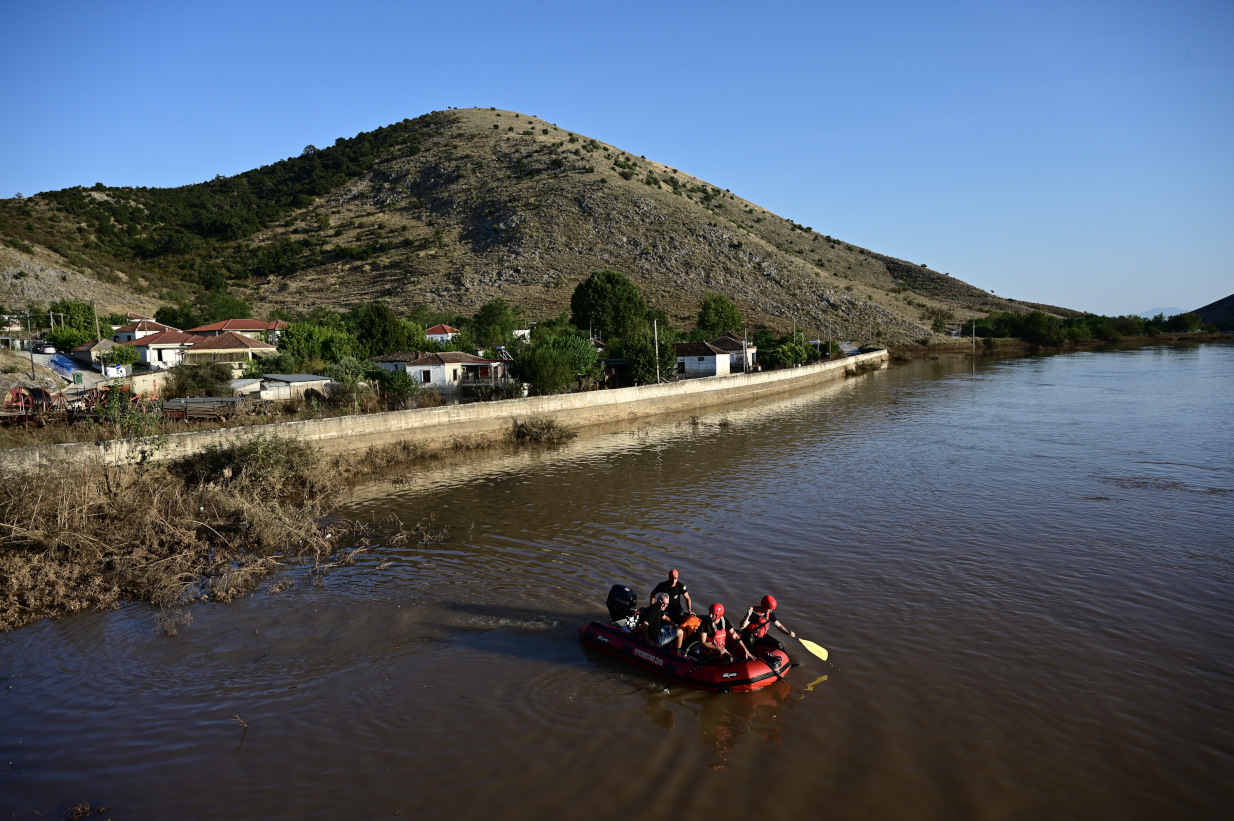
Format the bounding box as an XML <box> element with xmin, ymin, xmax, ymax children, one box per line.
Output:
<box><xmin>761</xmin><ymin>595</ymin><xmax>777</xmax><ymax>610</ymax></box>
<box><xmin>709</xmin><ymin>603</ymin><xmax>724</xmax><ymax>618</ymax></box>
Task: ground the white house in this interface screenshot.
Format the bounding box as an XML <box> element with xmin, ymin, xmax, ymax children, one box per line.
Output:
<box><xmin>371</xmin><ymin>351</ymin><xmax>506</xmax><ymax>393</ymax></box>
<box><xmin>113</xmin><ymin>319</ymin><xmax>177</xmax><ymax>344</ymax></box>
<box><xmin>126</xmin><ymin>330</ymin><xmax>207</xmax><ymax>370</ymax></box>
<box><xmin>673</xmin><ymin>341</ymin><xmax>731</xmax><ymax>378</ymax></box>
<box><xmin>425</xmin><ymin>324</ymin><xmax>460</xmax><ymax>344</ymax></box>
<box><xmin>707</xmin><ymin>332</ymin><xmax>757</xmax><ymax>372</ymax></box>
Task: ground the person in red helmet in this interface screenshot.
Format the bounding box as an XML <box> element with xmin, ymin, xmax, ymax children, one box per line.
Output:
<box><xmin>695</xmin><ymin>603</ymin><xmax>754</xmax><ymax>663</ymax></box>
<box><xmin>738</xmin><ymin>595</ymin><xmax>796</xmax><ymax>653</ymax></box>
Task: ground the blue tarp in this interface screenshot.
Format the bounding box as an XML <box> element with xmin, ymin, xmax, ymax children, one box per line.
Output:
<box><xmin>48</xmin><ymin>354</ymin><xmax>81</xmax><ymax>380</ymax></box>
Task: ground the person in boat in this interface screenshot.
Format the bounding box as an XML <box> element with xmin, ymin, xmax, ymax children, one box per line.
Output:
<box><xmin>738</xmin><ymin>595</ymin><xmax>796</xmax><ymax>653</ymax></box>
<box><xmin>638</xmin><ymin>592</ymin><xmax>686</xmax><ymax>656</ymax></box>
<box><xmin>695</xmin><ymin>603</ymin><xmax>755</xmax><ymax>663</ymax></box>
<box><xmin>650</xmin><ymin>568</ymin><xmax>692</xmax><ymax>621</ymax></box>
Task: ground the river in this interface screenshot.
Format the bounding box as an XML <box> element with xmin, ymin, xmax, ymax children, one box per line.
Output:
<box><xmin>2</xmin><ymin>342</ymin><xmax>1231</xmax><ymax>819</ymax></box>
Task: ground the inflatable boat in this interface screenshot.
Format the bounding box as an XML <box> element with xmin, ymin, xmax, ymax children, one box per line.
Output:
<box><xmin>578</xmin><ymin>585</ymin><xmax>792</xmax><ymax>693</ymax></box>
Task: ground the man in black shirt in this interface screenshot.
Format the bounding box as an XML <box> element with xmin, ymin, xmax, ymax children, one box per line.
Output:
<box><xmin>650</xmin><ymin>568</ymin><xmax>692</xmax><ymax>621</ymax></box>
<box><xmin>638</xmin><ymin>592</ymin><xmax>685</xmax><ymax>656</ymax></box>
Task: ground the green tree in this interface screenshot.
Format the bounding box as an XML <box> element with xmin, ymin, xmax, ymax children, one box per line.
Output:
<box><xmin>695</xmin><ymin>293</ymin><xmax>743</xmax><ymax>339</ymax></box>
<box><xmin>346</xmin><ymin>302</ymin><xmax>411</xmax><ymax>357</ymax></box>
<box><xmin>99</xmin><ymin>343</ymin><xmax>140</xmax><ymax>368</ymax></box>
<box><xmin>155</xmin><ymin>303</ymin><xmax>203</xmax><ymax>330</ymax></box>
<box><xmin>165</xmin><ymin>363</ymin><xmax>233</xmax><ymax>398</ymax></box>
<box><xmin>45</xmin><ymin>326</ymin><xmax>94</xmax><ymax>353</ymax></box>
<box><xmin>281</xmin><ymin>322</ymin><xmax>362</xmax><ymax>364</ymax></box>
<box><xmin>1166</xmin><ymin>312</ymin><xmax>1202</xmax><ymax>332</ymax></box>
<box><xmin>197</xmin><ymin>290</ymin><xmax>252</xmax><ymax>323</ymax></box>
<box><xmin>623</xmin><ymin>333</ymin><xmax>676</xmax><ymax>385</ymax></box>
<box><xmin>512</xmin><ymin>335</ymin><xmax>600</xmax><ymax>395</ymax></box>
<box><xmin>467</xmin><ymin>298</ymin><xmax>522</xmax><ymax>350</ymax></box>
<box><xmin>569</xmin><ymin>269</ymin><xmax>648</xmax><ymax>340</ymax></box>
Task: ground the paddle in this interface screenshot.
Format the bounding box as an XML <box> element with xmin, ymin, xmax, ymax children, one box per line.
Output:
<box><xmin>794</xmin><ymin>636</ymin><xmax>828</xmax><ymax>662</ymax></box>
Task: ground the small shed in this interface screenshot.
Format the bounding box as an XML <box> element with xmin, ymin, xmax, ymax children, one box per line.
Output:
<box><xmin>259</xmin><ymin>374</ymin><xmax>332</xmax><ymax>401</ymax></box>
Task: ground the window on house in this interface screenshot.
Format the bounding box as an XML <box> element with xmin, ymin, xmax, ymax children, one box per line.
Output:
<box><xmin>698</xmin><ymin>356</ymin><xmax>705</xmax><ymax>362</ymax></box>
<box><xmin>421</xmin><ymin>370</ymin><xmax>431</xmax><ymax>383</ymax></box>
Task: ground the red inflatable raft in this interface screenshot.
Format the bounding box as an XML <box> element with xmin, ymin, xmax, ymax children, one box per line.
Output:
<box><xmin>578</xmin><ymin>620</ymin><xmax>791</xmax><ymax>693</ymax></box>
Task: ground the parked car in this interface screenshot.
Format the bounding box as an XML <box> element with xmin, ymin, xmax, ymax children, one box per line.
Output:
<box><xmin>33</xmin><ymin>343</ymin><xmax>57</xmax><ymax>354</ymax></box>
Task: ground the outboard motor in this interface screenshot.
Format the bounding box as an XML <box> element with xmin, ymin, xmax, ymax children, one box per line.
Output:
<box><xmin>606</xmin><ymin>584</ymin><xmax>638</xmax><ymax>623</ymax></box>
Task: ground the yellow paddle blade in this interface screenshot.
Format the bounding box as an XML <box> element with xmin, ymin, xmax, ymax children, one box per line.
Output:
<box><xmin>797</xmin><ymin>638</ymin><xmax>828</xmax><ymax>661</ymax></box>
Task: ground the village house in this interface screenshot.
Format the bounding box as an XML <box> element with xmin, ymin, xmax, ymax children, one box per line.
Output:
<box><xmin>124</xmin><ymin>330</ymin><xmax>207</xmax><ymax>370</ymax></box>
<box><xmin>673</xmin><ymin>341</ymin><xmax>731</xmax><ymax>378</ymax></box>
<box><xmin>112</xmin><ymin>319</ymin><xmax>177</xmax><ymax>343</ymax></box>
<box><xmin>707</xmin><ymin>331</ymin><xmax>757</xmax><ymax>372</ymax></box>
<box><xmin>70</xmin><ymin>338</ymin><xmax>117</xmax><ymax>367</ymax></box>
<box><xmin>186</xmin><ymin>318</ymin><xmax>289</xmax><ymax>344</ymax></box>
<box><xmin>424</xmin><ymin>324</ymin><xmax>460</xmax><ymax>344</ymax></box>
<box><xmin>371</xmin><ymin>351</ymin><xmax>506</xmax><ymax>393</ymax></box>
<box><xmin>181</xmin><ymin>331</ymin><xmax>277</xmax><ymax>374</ymax></box>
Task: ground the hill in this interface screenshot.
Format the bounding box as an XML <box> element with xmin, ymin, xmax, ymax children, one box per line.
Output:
<box><xmin>1193</xmin><ymin>293</ymin><xmax>1234</xmax><ymax>330</ymax></box>
<box><xmin>0</xmin><ymin>108</ymin><xmax>1079</xmax><ymax>344</ymax></box>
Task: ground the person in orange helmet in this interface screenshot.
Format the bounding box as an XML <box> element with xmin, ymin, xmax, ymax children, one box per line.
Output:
<box><xmin>738</xmin><ymin>595</ymin><xmax>796</xmax><ymax>653</ymax></box>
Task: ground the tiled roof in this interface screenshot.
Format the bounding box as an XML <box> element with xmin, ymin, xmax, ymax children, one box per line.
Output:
<box><xmin>372</xmin><ymin>351</ymin><xmax>497</xmax><ymax>366</ymax></box>
<box><xmin>673</xmin><ymin>341</ymin><xmax>727</xmax><ymax>357</ymax></box>
<box><xmin>126</xmin><ymin>331</ymin><xmax>206</xmax><ymax>347</ymax></box>
<box><xmin>186</xmin><ymin>331</ymin><xmax>277</xmax><ymax>351</ymax></box>
<box><xmin>71</xmin><ymin>339</ymin><xmax>114</xmax><ymax>352</ymax></box>
<box><xmin>187</xmin><ymin>319</ymin><xmax>288</xmax><ymax>333</ymax></box>
<box><xmin>114</xmin><ymin>320</ymin><xmax>176</xmax><ymax>334</ymax></box>
<box><xmin>425</xmin><ymin>324</ymin><xmax>459</xmax><ymax>335</ymax></box>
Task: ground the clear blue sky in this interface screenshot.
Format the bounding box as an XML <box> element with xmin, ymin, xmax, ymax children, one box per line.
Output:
<box><xmin>2</xmin><ymin>0</ymin><xmax>1230</xmax><ymax>316</ymax></box>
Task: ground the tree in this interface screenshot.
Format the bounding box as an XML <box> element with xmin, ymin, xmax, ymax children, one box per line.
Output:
<box><xmin>512</xmin><ymin>335</ymin><xmax>600</xmax><ymax>395</ymax></box>
<box><xmin>45</xmin><ymin>326</ymin><xmax>94</xmax><ymax>353</ymax></box>
<box><xmin>99</xmin><ymin>343</ymin><xmax>140</xmax><ymax>368</ymax></box>
<box><xmin>570</xmin><ymin>270</ymin><xmax>648</xmax><ymax>341</ymax></box>
<box><xmin>623</xmin><ymin>333</ymin><xmax>676</xmax><ymax>385</ymax></box>
<box><xmin>468</xmin><ymin>298</ymin><xmax>522</xmax><ymax>350</ymax></box>
<box><xmin>696</xmin><ymin>293</ymin><xmax>742</xmax><ymax>339</ymax></box>
<box><xmin>346</xmin><ymin>302</ymin><xmax>411</xmax><ymax>357</ymax></box>
<box><xmin>155</xmin><ymin>303</ymin><xmax>203</xmax><ymax>330</ymax></box>
<box><xmin>164</xmin><ymin>363</ymin><xmax>233</xmax><ymax>398</ymax></box>
<box><xmin>281</xmin><ymin>322</ymin><xmax>362</xmax><ymax>364</ymax></box>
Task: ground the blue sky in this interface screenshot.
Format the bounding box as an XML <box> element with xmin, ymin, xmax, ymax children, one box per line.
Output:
<box><xmin>2</xmin><ymin>0</ymin><xmax>1230</xmax><ymax>316</ymax></box>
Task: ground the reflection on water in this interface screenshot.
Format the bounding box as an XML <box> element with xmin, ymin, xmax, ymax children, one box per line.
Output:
<box><xmin>1</xmin><ymin>344</ymin><xmax>1232</xmax><ymax>820</ymax></box>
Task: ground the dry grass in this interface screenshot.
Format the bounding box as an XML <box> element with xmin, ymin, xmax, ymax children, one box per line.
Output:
<box><xmin>0</xmin><ymin>418</ymin><xmax>577</xmax><ymax>631</ymax></box>
<box><xmin>0</xmin><ymin>437</ymin><xmax>338</xmax><ymax>632</ymax></box>
<box><xmin>508</xmin><ymin>416</ymin><xmax>577</xmax><ymax>444</ymax></box>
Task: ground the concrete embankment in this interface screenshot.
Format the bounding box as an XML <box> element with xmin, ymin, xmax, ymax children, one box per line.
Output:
<box><xmin>0</xmin><ymin>350</ymin><xmax>887</xmax><ymax>474</ymax></box>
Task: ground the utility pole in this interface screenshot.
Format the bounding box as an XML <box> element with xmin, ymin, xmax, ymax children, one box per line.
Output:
<box><xmin>653</xmin><ymin>319</ymin><xmax>660</xmax><ymax>383</ymax></box>
<box><xmin>742</xmin><ymin>325</ymin><xmax>749</xmax><ymax>373</ymax></box>
<box><xmin>25</xmin><ymin>312</ymin><xmax>35</xmax><ymax>379</ymax></box>
<box><xmin>92</xmin><ymin>300</ymin><xmax>102</xmax><ymax>341</ymax></box>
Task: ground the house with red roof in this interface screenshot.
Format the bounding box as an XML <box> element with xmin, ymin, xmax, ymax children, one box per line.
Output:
<box><xmin>113</xmin><ymin>319</ymin><xmax>177</xmax><ymax>344</ymax></box>
<box><xmin>371</xmin><ymin>351</ymin><xmax>505</xmax><ymax>393</ymax></box>
<box><xmin>182</xmin><ymin>331</ymin><xmax>278</xmax><ymax>374</ymax></box>
<box><xmin>186</xmin><ymin>318</ymin><xmax>288</xmax><ymax>344</ymax></box>
<box><xmin>123</xmin><ymin>330</ymin><xmax>208</xmax><ymax>370</ymax></box>
<box><xmin>425</xmin><ymin>324</ymin><xmax>460</xmax><ymax>344</ymax></box>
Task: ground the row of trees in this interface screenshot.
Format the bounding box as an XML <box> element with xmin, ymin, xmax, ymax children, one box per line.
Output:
<box><xmin>970</xmin><ymin>310</ymin><xmax>1209</xmax><ymax>345</ymax></box>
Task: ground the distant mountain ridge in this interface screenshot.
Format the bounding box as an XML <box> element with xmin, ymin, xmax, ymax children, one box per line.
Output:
<box><xmin>1137</xmin><ymin>307</ymin><xmax>1185</xmax><ymax>319</ymax></box>
<box><xmin>0</xmin><ymin>108</ymin><xmax>1082</xmax><ymax>344</ymax></box>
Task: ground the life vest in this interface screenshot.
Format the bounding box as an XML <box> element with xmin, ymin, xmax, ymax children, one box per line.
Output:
<box><xmin>679</xmin><ymin>614</ymin><xmax>702</xmax><ymax>638</ymax></box>
<box><xmin>744</xmin><ymin>607</ymin><xmax>773</xmax><ymax>638</ymax></box>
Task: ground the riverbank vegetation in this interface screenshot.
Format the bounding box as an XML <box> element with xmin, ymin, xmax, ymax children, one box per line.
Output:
<box><xmin>0</xmin><ymin>420</ymin><xmax>572</xmax><ymax>632</ymax></box>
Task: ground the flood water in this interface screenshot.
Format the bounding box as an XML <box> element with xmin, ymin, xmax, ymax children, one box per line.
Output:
<box><xmin>2</xmin><ymin>343</ymin><xmax>1232</xmax><ymax>820</ymax></box>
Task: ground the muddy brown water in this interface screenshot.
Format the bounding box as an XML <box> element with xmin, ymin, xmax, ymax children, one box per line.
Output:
<box><xmin>2</xmin><ymin>344</ymin><xmax>1232</xmax><ymax>819</ymax></box>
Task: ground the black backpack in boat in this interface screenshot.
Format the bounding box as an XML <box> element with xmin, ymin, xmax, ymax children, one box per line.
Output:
<box><xmin>606</xmin><ymin>584</ymin><xmax>638</xmax><ymax>622</ymax></box>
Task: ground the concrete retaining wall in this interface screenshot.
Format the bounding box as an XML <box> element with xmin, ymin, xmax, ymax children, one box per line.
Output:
<box><xmin>1</xmin><ymin>350</ymin><xmax>887</xmax><ymax>474</ymax></box>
